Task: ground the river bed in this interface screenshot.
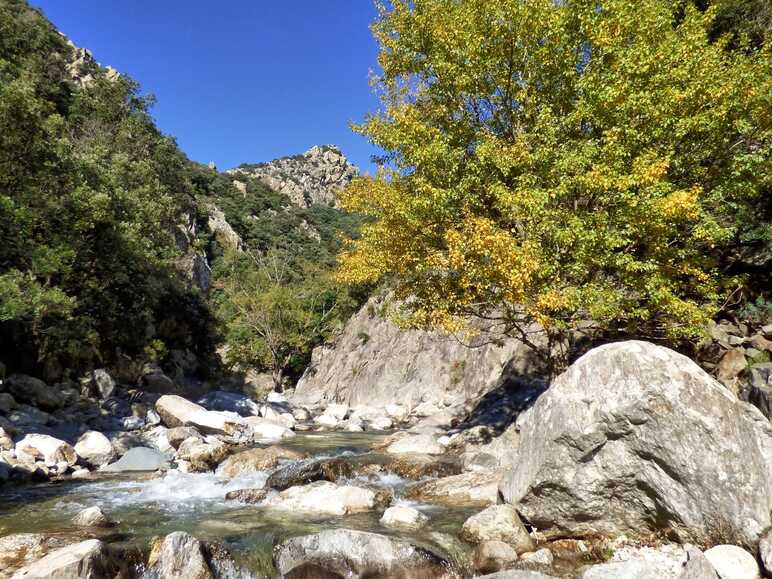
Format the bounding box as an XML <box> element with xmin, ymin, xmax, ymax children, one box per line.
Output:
<box><xmin>0</xmin><ymin>431</ymin><xmax>478</xmax><ymax>576</ymax></box>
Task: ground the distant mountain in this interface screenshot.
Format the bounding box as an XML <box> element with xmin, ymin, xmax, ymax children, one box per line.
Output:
<box><xmin>231</xmin><ymin>145</ymin><xmax>358</xmax><ymax>208</ymax></box>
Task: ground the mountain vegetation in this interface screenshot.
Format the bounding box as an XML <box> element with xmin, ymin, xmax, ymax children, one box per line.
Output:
<box><xmin>205</xmin><ymin>170</ymin><xmax>368</xmax><ymax>384</ymax></box>
<box><xmin>0</xmin><ymin>0</ymin><xmax>208</xmax><ymax>377</ymax></box>
<box><xmin>338</xmin><ymin>0</ymin><xmax>770</xmax><ymax>369</ymax></box>
<box><xmin>0</xmin><ymin>0</ymin><xmax>364</xmax><ymax>382</ymax></box>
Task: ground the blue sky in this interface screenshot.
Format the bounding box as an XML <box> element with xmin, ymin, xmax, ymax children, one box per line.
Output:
<box><xmin>31</xmin><ymin>1</ymin><xmax>382</xmax><ymax>174</ymax></box>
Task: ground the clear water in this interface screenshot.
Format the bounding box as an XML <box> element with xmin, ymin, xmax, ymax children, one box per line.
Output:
<box><xmin>0</xmin><ymin>432</ymin><xmax>478</xmax><ymax>577</ymax></box>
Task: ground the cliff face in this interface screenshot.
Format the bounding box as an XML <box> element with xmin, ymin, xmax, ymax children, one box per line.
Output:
<box><xmin>230</xmin><ymin>145</ymin><xmax>358</xmax><ymax>208</ymax></box>
<box><xmin>292</xmin><ymin>298</ymin><xmax>543</xmax><ymax>411</ymax></box>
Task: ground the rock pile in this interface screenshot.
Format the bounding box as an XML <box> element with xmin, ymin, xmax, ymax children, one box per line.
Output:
<box><xmin>2</xmin><ymin>338</ymin><xmax>772</xmax><ymax>579</ymax></box>
<box><xmin>702</xmin><ymin>320</ymin><xmax>772</xmax><ymax>413</ymax></box>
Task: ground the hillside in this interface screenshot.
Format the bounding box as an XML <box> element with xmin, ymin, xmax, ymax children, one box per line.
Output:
<box><xmin>0</xmin><ymin>0</ymin><xmax>365</xmax><ymax>385</ymax></box>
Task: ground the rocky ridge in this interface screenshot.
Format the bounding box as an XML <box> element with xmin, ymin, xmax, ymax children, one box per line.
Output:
<box><xmin>230</xmin><ymin>144</ymin><xmax>358</xmax><ymax>207</ymax></box>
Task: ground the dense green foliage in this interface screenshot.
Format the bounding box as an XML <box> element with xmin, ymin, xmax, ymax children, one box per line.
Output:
<box><xmin>217</xmin><ymin>250</ymin><xmax>357</xmax><ymax>387</ymax></box>
<box><xmin>209</xmin><ymin>173</ymin><xmax>364</xmax><ymax>270</ymax></box>
<box><xmin>0</xmin><ymin>0</ymin><xmax>219</xmax><ymax>377</ymax></box>
<box><xmin>339</xmin><ymin>0</ymin><xmax>770</xmax><ymax>367</ymax></box>
<box><xmin>199</xmin><ymin>168</ymin><xmax>368</xmax><ymax>380</ymax></box>
<box><xmin>0</xmin><ymin>0</ymin><xmax>366</xmax><ymax>382</ymax></box>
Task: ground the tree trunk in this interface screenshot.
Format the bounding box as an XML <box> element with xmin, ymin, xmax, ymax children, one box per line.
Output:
<box><xmin>272</xmin><ymin>366</ymin><xmax>284</xmax><ymax>392</ymax></box>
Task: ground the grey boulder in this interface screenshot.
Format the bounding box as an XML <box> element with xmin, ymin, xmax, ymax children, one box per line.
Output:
<box><xmin>460</xmin><ymin>505</ymin><xmax>534</xmax><ymax>554</ymax></box>
<box><xmin>501</xmin><ymin>341</ymin><xmax>771</xmax><ymax>545</ymax></box>
<box><xmin>5</xmin><ymin>374</ymin><xmax>61</xmax><ymax>411</ymax></box>
<box><xmin>144</xmin><ymin>531</ymin><xmax>249</xmax><ymax>579</ymax></box>
<box><xmin>680</xmin><ymin>547</ymin><xmax>719</xmax><ymax>579</ymax></box>
<box><xmin>9</xmin><ymin>539</ymin><xmax>116</xmax><ymax>579</ymax></box>
<box><xmin>145</xmin><ymin>532</ymin><xmax>212</xmax><ymax>579</ymax></box>
<box><xmin>101</xmin><ymin>446</ymin><xmax>169</xmax><ymax>472</ymax></box>
<box><xmin>273</xmin><ymin>528</ymin><xmax>453</xmax><ymax>578</ymax></box>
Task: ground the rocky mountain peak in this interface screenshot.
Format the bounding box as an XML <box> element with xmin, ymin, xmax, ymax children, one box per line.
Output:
<box><xmin>59</xmin><ymin>34</ymin><xmax>120</xmax><ymax>88</ymax></box>
<box><xmin>230</xmin><ymin>145</ymin><xmax>359</xmax><ymax>208</ymax></box>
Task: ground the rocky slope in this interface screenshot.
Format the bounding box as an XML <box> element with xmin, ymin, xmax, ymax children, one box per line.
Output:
<box><xmin>230</xmin><ymin>145</ymin><xmax>358</xmax><ymax>207</ymax></box>
<box><xmin>293</xmin><ymin>296</ymin><xmax>772</xmax><ymax>427</ymax></box>
<box><xmin>292</xmin><ymin>297</ymin><xmax>545</xmax><ymax>415</ymax></box>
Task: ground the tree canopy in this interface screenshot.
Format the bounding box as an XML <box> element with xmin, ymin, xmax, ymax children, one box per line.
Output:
<box><xmin>0</xmin><ymin>0</ymin><xmax>217</xmax><ymax>377</ymax></box>
<box><xmin>338</xmin><ymin>0</ymin><xmax>771</xmax><ymax>363</ymax></box>
<box><xmin>217</xmin><ymin>249</ymin><xmax>355</xmax><ymax>388</ymax></box>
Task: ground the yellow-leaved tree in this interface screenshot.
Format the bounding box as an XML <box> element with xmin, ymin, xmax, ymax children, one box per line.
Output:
<box><xmin>338</xmin><ymin>0</ymin><xmax>771</xmax><ymax>370</ymax></box>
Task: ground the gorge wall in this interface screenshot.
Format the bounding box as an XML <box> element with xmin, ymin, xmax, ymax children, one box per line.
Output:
<box><xmin>292</xmin><ymin>297</ymin><xmax>544</xmax><ymax>411</ymax></box>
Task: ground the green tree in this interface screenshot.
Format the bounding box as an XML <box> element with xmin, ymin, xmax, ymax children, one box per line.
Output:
<box><xmin>0</xmin><ymin>1</ymin><xmax>213</xmax><ymax>377</ymax></box>
<box><xmin>338</xmin><ymin>0</ymin><xmax>771</xmax><ymax>370</ymax></box>
<box><xmin>219</xmin><ymin>249</ymin><xmax>352</xmax><ymax>389</ymax></box>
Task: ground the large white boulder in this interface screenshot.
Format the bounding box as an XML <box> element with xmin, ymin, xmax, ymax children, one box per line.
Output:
<box><xmin>405</xmin><ymin>470</ymin><xmax>503</xmax><ymax>506</ymax></box>
<box><xmin>243</xmin><ymin>416</ymin><xmax>295</xmax><ymax>442</ymax></box>
<box><xmin>500</xmin><ymin>341</ymin><xmax>771</xmax><ymax>545</ymax></box>
<box><xmin>15</xmin><ymin>434</ymin><xmax>77</xmax><ymax>466</ymax></box>
<box><xmin>261</xmin><ymin>481</ymin><xmax>382</xmax><ymax>516</ymax></box>
<box><xmin>313</xmin><ymin>404</ymin><xmax>349</xmax><ymax>429</ymax></box>
<box><xmin>580</xmin><ymin>544</ymin><xmax>688</xmax><ymax>579</ymax></box>
<box><xmin>74</xmin><ymin>431</ymin><xmax>115</xmax><ymax>467</ymax></box>
<box><xmin>9</xmin><ymin>539</ymin><xmax>115</xmax><ymax>578</ymax></box>
<box><xmin>473</xmin><ymin>541</ymin><xmax>520</xmax><ymax>575</ymax></box>
<box><xmin>703</xmin><ymin>545</ymin><xmax>759</xmax><ymax>579</ymax></box>
<box><xmin>386</xmin><ymin>434</ymin><xmax>445</xmax><ymax>455</ymax></box>
<box><xmin>142</xmin><ymin>426</ymin><xmax>175</xmax><ymax>456</ymax></box>
<box><xmin>146</xmin><ymin>532</ymin><xmax>212</xmax><ymax>579</ymax></box>
<box><xmin>460</xmin><ymin>505</ymin><xmax>534</xmax><ymax>554</ymax></box>
<box><xmin>72</xmin><ymin>506</ymin><xmax>114</xmax><ymax>528</ymax></box>
<box><xmin>313</xmin><ymin>413</ymin><xmax>341</xmax><ymax>428</ymax></box>
<box><xmin>155</xmin><ymin>395</ymin><xmax>247</xmax><ymax>436</ymax></box>
<box><xmin>322</xmin><ymin>403</ymin><xmax>349</xmax><ymax>421</ymax></box>
<box><xmin>175</xmin><ymin>437</ymin><xmax>228</xmax><ymax>472</ymax></box>
<box><xmin>274</xmin><ymin>529</ymin><xmax>450</xmax><ymax>578</ymax></box>
<box><xmin>380</xmin><ymin>505</ymin><xmax>428</xmax><ymax>529</ymax></box>
<box><xmin>261</xmin><ymin>405</ymin><xmax>296</xmax><ymax>429</ymax></box>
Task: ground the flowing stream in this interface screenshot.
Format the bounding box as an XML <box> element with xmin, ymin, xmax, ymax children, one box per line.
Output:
<box><xmin>0</xmin><ymin>432</ymin><xmax>478</xmax><ymax>576</ymax></box>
